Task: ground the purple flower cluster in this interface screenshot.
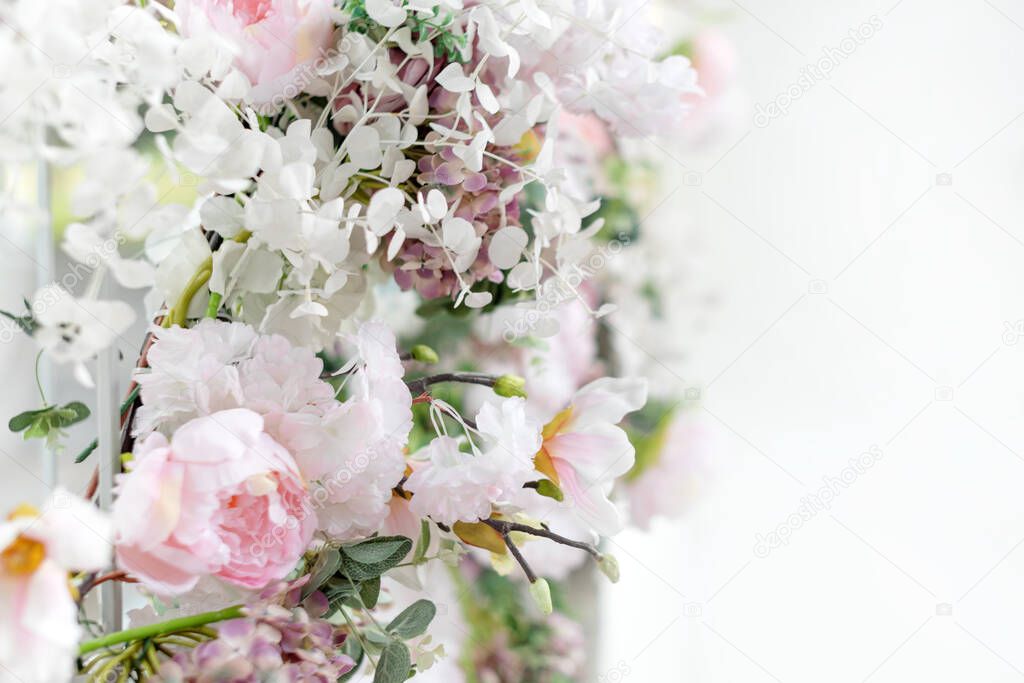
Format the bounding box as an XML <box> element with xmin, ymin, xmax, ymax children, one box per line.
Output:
<box><xmin>156</xmin><ymin>580</ymin><xmax>354</xmax><ymax>683</ymax></box>
<box><xmin>390</xmin><ymin>141</ymin><xmax>524</xmax><ymax>299</ymax></box>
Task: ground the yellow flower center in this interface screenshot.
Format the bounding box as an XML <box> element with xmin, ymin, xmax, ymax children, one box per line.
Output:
<box><xmin>2</xmin><ymin>536</ymin><xmax>45</xmax><ymax>576</ymax></box>
<box><xmin>534</xmin><ymin>406</ymin><xmax>574</xmax><ymax>486</ymax></box>
<box><xmin>2</xmin><ymin>503</ymin><xmax>45</xmax><ymax>576</ymax></box>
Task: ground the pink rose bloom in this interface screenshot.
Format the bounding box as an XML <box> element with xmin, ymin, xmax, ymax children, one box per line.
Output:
<box><xmin>176</xmin><ymin>0</ymin><xmax>336</xmax><ymax>105</ymax></box>
<box><xmin>114</xmin><ymin>409</ymin><xmax>315</xmax><ymax>594</ymax></box>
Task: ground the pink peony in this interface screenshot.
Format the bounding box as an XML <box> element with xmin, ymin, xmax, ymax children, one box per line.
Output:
<box><xmin>114</xmin><ymin>409</ymin><xmax>316</xmax><ymax>594</ymax></box>
<box><xmin>175</xmin><ymin>0</ymin><xmax>336</xmax><ymax>105</ymax></box>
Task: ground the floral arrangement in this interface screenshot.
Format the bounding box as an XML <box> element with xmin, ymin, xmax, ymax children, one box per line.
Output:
<box><xmin>0</xmin><ymin>0</ymin><xmax>716</xmax><ymax>681</ymax></box>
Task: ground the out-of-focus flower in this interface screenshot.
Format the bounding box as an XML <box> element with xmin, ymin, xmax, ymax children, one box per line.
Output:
<box><xmin>114</xmin><ymin>409</ymin><xmax>315</xmax><ymax>594</ymax></box>
<box><xmin>0</xmin><ymin>489</ymin><xmax>112</xmax><ymax>683</ymax></box>
<box><xmin>535</xmin><ymin>377</ymin><xmax>647</xmax><ymax>536</ymax></box>
<box><xmin>624</xmin><ymin>412</ymin><xmax>707</xmax><ymax>530</ymax></box>
<box><xmin>175</xmin><ymin>0</ymin><xmax>337</xmax><ymax>105</ymax></box>
<box><xmin>30</xmin><ymin>284</ymin><xmax>135</xmax><ymax>365</ymax></box>
<box><xmin>155</xmin><ymin>578</ymin><xmax>354</xmax><ymax>682</ymax></box>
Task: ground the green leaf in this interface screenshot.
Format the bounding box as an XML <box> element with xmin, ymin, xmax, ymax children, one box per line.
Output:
<box><xmin>302</xmin><ymin>548</ymin><xmax>342</xmax><ymax>598</ymax></box>
<box><xmin>339</xmin><ymin>536</ymin><xmax>412</xmax><ymax>581</ymax></box>
<box><xmin>534</xmin><ymin>479</ymin><xmax>564</xmax><ymax>502</ymax></box>
<box><xmin>386</xmin><ymin>599</ymin><xmax>436</xmax><ymax>640</ymax></box>
<box><xmin>359</xmin><ymin>576</ymin><xmax>381</xmax><ymax>609</ymax></box>
<box><xmin>412</xmin><ymin>520</ymin><xmax>431</xmax><ymax>565</ymax></box>
<box><xmin>66</xmin><ymin>401</ymin><xmax>90</xmax><ymax>421</ymax></box>
<box><xmin>373</xmin><ymin>640</ymin><xmax>411</xmax><ymax>683</ymax></box>
<box><xmin>9</xmin><ymin>406</ymin><xmax>52</xmax><ymax>433</ymax></box>
<box><xmin>9</xmin><ymin>401</ymin><xmax>91</xmax><ymax>442</ymax></box>
<box><xmin>343</xmin><ymin>536</ymin><xmax>410</xmax><ymax>564</ymax></box>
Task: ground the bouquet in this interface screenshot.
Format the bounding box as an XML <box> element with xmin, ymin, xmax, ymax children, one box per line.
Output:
<box><xmin>0</xmin><ymin>0</ymin><xmax>714</xmax><ymax>680</ymax></box>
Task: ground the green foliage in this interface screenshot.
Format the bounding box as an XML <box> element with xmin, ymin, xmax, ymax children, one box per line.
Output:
<box><xmin>342</xmin><ymin>0</ymin><xmax>467</xmax><ymax>62</ymax></box>
<box><xmin>297</xmin><ymin>538</ymin><xmax>437</xmax><ymax>682</ymax></box>
<box><xmin>374</xmin><ymin>640</ymin><xmax>412</xmax><ymax>683</ymax></box>
<box><xmin>386</xmin><ymin>599</ymin><xmax>436</xmax><ymax>639</ymax></box>
<box><xmin>9</xmin><ymin>401</ymin><xmax>90</xmax><ymax>448</ymax></box>
<box><xmin>625</xmin><ymin>401</ymin><xmax>679</xmax><ymax>481</ymax></box>
<box><xmin>0</xmin><ymin>298</ymin><xmax>36</xmax><ymax>337</ymax></box>
<box><xmin>340</xmin><ymin>535</ymin><xmax>412</xmax><ymax>581</ymax></box>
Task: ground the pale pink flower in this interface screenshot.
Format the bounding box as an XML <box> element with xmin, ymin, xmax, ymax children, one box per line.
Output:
<box><xmin>406</xmin><ymin>398</ymin><xmax>542</xmax><ymax>526</ymax></box>
<box><xmin>0</xmin><ymin>489</ymin><xmax>112</xmax><ymax>683</ymax></box>
<box><xmin>134</xmin><ymin>319</ymin><xmax>257</xmax><ymax>436</ymax></box>
<box><xmin>114</xmin><ymin>409</ymin><xmax>315</xmax><ymax>594</ymax></box>
<box><xmin>175</xmin><ymin>0</ymin><xmax>336</xmax><ymax>105</ymax></box>
<box><xmin>405</xmin><ymin>436</ymin><xmax>500</xmax><ymax>526</ymax></box>
<box><xmin>535</xmin><ymin>378</ymin><xmax>647</xmax><ymax>537</ymax></box>
<box><xmin>625</xmin><ymin>413</ymin><xmax>707</xmax><ymax>530</ymax></box>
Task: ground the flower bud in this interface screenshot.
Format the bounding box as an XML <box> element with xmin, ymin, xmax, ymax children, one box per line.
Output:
<box><xmin>597</xmin><ymin>554</ymin><xmax>620</xmax><ymax>583</ymax></box>
<box><xmin>410</xmin><ymin>344</ymin><xmax>439</xmax><ymax>364</ymax></box>
<box><xmin>493</xmin><ymin>374</ymin><xmax>527</xmax><ymax>399</ymax></box>
<box><xmin>529</xmin><ymin>578</ymin><xmax>553</xmax><ymax>615</ymax></box>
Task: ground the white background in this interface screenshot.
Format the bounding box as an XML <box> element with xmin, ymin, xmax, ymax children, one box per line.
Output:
<box><xmin>3</xmin><ymin>1</ymin><xmax>1024</xmax><ymax>681</ymax></box>
<box><xmin>599</xmin><ymin>0</ymin><xmax>1024</xmax><ymax>681</ymax></box>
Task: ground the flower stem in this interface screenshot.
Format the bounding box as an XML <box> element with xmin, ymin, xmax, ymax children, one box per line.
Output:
<box><xmin>78</xmin><ymin>605</ymin><xmax>244</xmax><ymax>655</ymax></box>
<box><xmin>33</xmin><ymin>349</ymin><xmax>46</xmax><ymax>404</ymax></box>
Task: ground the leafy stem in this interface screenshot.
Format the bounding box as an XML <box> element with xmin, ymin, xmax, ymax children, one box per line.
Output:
<box><xmin>78</xmin><ymin>605</ymin><xmax>244</xmax><ymax>655</ymax></box>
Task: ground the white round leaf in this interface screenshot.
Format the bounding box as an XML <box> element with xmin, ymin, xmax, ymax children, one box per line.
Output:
<box><xmin>367</xmin><ymin>187</ymin><xmax>406</xmax><ymax>236</ymax></box>
<box><xmin>487</xmin><ymin>226</ymin><xmax>527</xmax><ymax>270</ymax></box>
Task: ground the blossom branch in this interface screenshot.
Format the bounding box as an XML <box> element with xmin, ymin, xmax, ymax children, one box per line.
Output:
<box><xmin>483</xmin><ymin>518</ymin><xmax>602</xmax><ymax>561</ymax></box>
<box><xmin>404</xmin><ymin>371</ymin><xmax>501</xmax><ymax>395</ymax></box>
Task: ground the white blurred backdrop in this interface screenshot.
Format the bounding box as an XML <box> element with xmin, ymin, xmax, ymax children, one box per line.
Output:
<box><xmin>597</xmin><ymin>0</ymin><xmax>1024</xmax><ymax>681</ymax></box>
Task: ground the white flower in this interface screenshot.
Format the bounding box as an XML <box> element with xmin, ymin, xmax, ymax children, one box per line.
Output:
<box><xmin>405</xmin><ymin>436</ymin><xmax>501</xmax><ymax>526</ymax></box>
<box><xmin>133</xmin><ymin>319</ymin><xmax>257</xmax><ymax>435</ymax></box>
<box><xmin>406</xmin><ymin>398</ymin><xmax>542</xmax><ymax>525</ymax></box>
<box><xmin>0</xmin><ymin>489</ymin><xmax>112</xmax><ymax>683</ymax></box>
<box><xmin>31</xmin><ymin>285</ymin><xmax>135</xmax><ymax>364</ymax></box>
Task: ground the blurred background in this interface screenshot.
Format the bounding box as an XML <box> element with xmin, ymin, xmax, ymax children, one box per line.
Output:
<box><xmin>5</xmin><ymin>0</ymin><xmax>1024</xmax><ymax>680</ymax></box>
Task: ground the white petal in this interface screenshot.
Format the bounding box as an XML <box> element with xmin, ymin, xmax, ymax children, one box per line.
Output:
<box><xmin>441</xmin><ymin>217</ymin><xmax>475</xmax><ymax>252</ymax></box>
<box><xmin>475</xmin><ymin>82</ymin><xmax>499</xmax><ymax>114</ymax></box>
<box><xmin>387</xmin><ymin>227</ymin><xmax>406</xmax><ymax>261</ymax></box>
<box><xmin>426</xmin><ymin>189</ymin><xmax>448</xmax><ymax>222</ymax></box>
<box><xmin>290</xmin><ymin>300</ymin><xmax>329</xmax><ymax>318</ymax></box>
<box><xmin>366</xmin><ymin>187</ymin><xmax>406</xmax><ymax>235</ymax></box>
<box><xmin>464</xmin><ymin>291</ymin><xmax>493</xmax><ymax>308</ymax></box>
<box><xmin>506</xmin><ymin>261</ymin><xmax>540</xmax><ymax>290</ymax></box>
<box><xmin>436</xmin><ymin>63</ymin><xmax>476</xmax><ymax>93</ymax></box>
<box><xmin>487</xmin><ymin>226</ymin><xmax>527</xmax><ymax>269</ymax></box>
<box><xmin>346</xmin><ymin>125</ymin><xmax>384</xmax><ymax>170</ymax></box>
<box><xmin>144</xmin><ymin>104</ymin><xmax>178</xmax><ymax>133</ymax></box>
<box><xmin>366</xmin><ymin>0</ymin><xmax>408</xmax><ymax>27</ymax></box>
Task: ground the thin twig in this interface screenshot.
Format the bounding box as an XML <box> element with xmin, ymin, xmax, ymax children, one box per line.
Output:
<box><xmin>498</xmin><ymin>527</ymin><xmax>538</xmax><ymax>583</ymax></box>
<box><xmin>405</xmin><ymin>372</ymin><xmax>499</xmax><ymax>395</ymax></box>
<box><xmin>484</xmin><ymin>519</ymin><xmax>602</xmax><ymax>560</ymax></box>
